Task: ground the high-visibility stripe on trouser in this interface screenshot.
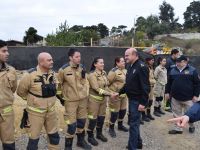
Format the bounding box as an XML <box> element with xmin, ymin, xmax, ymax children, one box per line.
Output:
<box><xmin>27</xmin><ymin>104</ymin><xmax>55</xmax><ymax>113</ymax></box>
<box><xmin>28</xmin><ymin>106</ymin><xmax>47</xmax><ymax>113</ymax></box>
<box><xmin>88</xmin><ymin>114</ymin><xmax>94</xmax><ymax>119</ymax></box>
<box><xmin>109</xmin><ymin>108</ymin><xmax>115</xmax><ymax>112</ymax></box>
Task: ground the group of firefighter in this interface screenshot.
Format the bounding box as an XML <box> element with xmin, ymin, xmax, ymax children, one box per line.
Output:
<box><xmin>0</xmin><ymin>38</ymin><xmax>181</xmax><ymax>150</ymax></box>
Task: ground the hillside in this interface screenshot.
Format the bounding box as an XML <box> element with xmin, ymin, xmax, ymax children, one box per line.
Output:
<box><xmin>159</xmin><ymin>36</ymin><xmax>200</xmax><ymax>55</ymax></box>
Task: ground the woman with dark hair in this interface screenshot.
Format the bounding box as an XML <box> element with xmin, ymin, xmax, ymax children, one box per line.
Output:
<box><xmin>107</xmin><ymin>56</ymin><xmax>128</xmax><ymax>138</ymax></box>
<box><xmin>141</xmin><ymin>57</ymin><xmax>156</xmax><ymax>122</ymax></box>
<box><xmin>87</xmin><ymin>57</ymin><xmax>118</xmax><ymax>146</ymax></box>
<box><xmin>153</xmin><ymin>57</ymin><xmax>167</xmax><ymax>117</ymax></box>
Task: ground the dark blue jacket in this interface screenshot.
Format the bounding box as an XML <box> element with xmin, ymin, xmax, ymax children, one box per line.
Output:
<box><xmin>166</xmin><ymin>57</ymin><xmax>176</xmax><ymax>75</ymax></box>
<box><xmin>166</xmin><ymin>64</ymin><xmax>200</xmax><ymax>101</ymax></box>
<box><xmin>185</xmin><ymin>102</ymin><xmax>200</xmax><ymax>123</ymax></box>
<box><xmin>119</xmin><ymin>59</ymin><xmax>150</xmax><ymax>106</ymax></box>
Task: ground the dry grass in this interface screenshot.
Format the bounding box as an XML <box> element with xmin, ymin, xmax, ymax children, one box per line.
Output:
<box><xmin>160</xmin><ymin>36</ymin><xmax>200</xmax><ymax>55</ymax></box>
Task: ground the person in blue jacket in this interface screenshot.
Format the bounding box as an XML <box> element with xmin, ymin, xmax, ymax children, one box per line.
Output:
<box><xmin>165</xmin><ymin>55</ymin><xmax>200</xmax><ymax>134</ymax></box>
<box><xmin>165</xmin><ymin>48</ymin><xmax>180</xmax><ymax>112</ymax></box>
<box><xmin>168</xmin><ymin>101</ymin><xmax>200</xmax><ymax>127</ymax></box>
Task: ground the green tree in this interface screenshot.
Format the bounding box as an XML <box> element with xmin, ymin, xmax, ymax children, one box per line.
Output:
<box><xmin>145</xmin><ymin>15</ymin><xmax>160</xmax><ymax>39</ymax></box>
<box><xmin>79</xmin><ymin>29</ymin><xmax>99</xmax><ymax>46</ymax></box>
<box><xmin>69</xmin><ymin>25</ymin><xmax>83</xmax><ymax>32</ymax></box>
<box><xmin>135</xmin><ymin>16</ymin><xmax>146</xmax><ymax>32</ymax></box>
<box><xmin>184</xmin><ymin>1</ymin><xmax>200</xmax><ymax>31</ymax></box>
<box><xmin>159</xmin><ymin>1</ymin><xmax>179</xmax><ymax>31</ymax></box>
<box><xmin>23</xmin><ymin>27</ymin><xmax>42</xmax><ymax>45</ymax></box>
<box><xmin>135</xmin><ymin>31</ymin><xmax>145</xmax><ymax>41</ymax></box>
<box><xmin>46</xmin><ymin>21</ymin><xmax>100</xmax><ymax>46</ymax></box>
<box><xmin>110</xmin><ymin>26</ymin><xmax>118</xmax><ymax>35</ymax></box>
<box><xmin>97</xmin><ymin>23</ymin><xmax>109</xmax><ymax>38</ymax></box>
<box><xmin>117</xmin><ymin>25</ymin><xmax>127</xmax><ymax>35</ymax></box>
<box><xmin>84</xmin><ymin>25</ymin><xmax>98</xmax><ymax>31</ymax></box>
<box><xmin>46</xmin><ymin>21</ymin><xmax>81</xmax><ymax>46</ymax></box>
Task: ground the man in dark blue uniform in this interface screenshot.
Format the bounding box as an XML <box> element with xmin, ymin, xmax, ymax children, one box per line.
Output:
<box><xmin>120</xmin><ymin>48</ymin><xmax>150</xmax><ymax>150</ymax></box>
<box><xmin>165</xmin><ymin>48</ymin><xmax>180</xmax><ymax>112</ymax></box>
<box><xmin>166</xmin><ymin>55</ymin><xmax>200</xmax><ymax>134</ymax></box>
<box><xmin>166</xmin><ymin>48</ymin><xmax>180</xmax><ymax>73</ymax></box>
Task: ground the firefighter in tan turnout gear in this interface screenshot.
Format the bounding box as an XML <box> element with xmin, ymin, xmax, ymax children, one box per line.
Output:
<box><xmin>141</xmin><ymin>57</ymin><xmax>156</xmax><ymax>121</ymax></box>
<box><xmin>153</xmin><ymin>57</ymin><xmax>167</xmax><ymax>117</ymax></box>
<box><xmin>86</xmin><ymin>57</ymin><xmax>118</xmax><ymax>146</ymax></box>
<box><xmin>107</xmin><ymin>56</ymin><xmax>128</xmax><ymax>138</ymax></box>
<box><xmin>57</xmin><ymin>48</ymin><xmax>91</xmax><ymax>150</ymax></box>
<box><xmin>0</xmin><ymin>40</ymin><xmax>17</xmax><ymax>150</ymax></box>
<box><xmin>17</xmin><ymin>52</ymin><xmax>60</xmax><ymax>150</ymax></box>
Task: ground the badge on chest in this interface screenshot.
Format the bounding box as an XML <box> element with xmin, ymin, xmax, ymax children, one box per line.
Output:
<box><xmin>132</xmin><ymin>69</ymin><xmax>136</xmax><ymax>74</ymax></box>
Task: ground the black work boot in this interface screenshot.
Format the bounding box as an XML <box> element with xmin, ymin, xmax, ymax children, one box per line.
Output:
<box><xmin>109</xmin><ymin>124</ymin><xmax>116</xmax><ymax>138</ymax></box>
<box><xmin>96</xmin><ymin>116</ymin><xmax>107</xmax><ymax>142</ymax></box>
<box><xmin>109</xmin><ymin>111</ymin><xmax>118</xmax><ymax>137</ymax></box>
<box><xmin>137</xmin><ymin>142</ymin><xmax>143</xmax><ymax>149</ymax></box>
<box><xmin>118</xmin><ymin>121</ymin><xmax>128</xmax><ymax>132</ymax></box>
<box><xmin>27</xmin><ymin>138</ymin><xmax>39</xmax><ymax>150</ymax></box>
<box><xmin>189</xmin><ymin>127</ymin><xmax>195</xmax><ymax>133</ymax></box>
<box><xmin>142</xmin><ymin>112</ymin><xmax>150</xmax><ymax>122</ymax></box>
<box><xmin>87</xmin><ymin>119</ymin><xmax>98</xmax><ymax>146</ymax></box>
<box><xmin>147</xmin><ymin>109</ymin><xmax>155</xmax><ymax>120</ymax></box>
<box><xmin>140</xmin><ymin>119</ymin><xmax>144</xmax><ymax>125</ymax></box>
<box><xmin>77</xmin><ymin>131</ymin><xmax>92</xmax><ymax>150</ymax></box>
<box><xmin>118</xmin><ymin>109</ymin><xmax>127</xmax><ymax>127</ymax></box>
<box><xmin>158</xmin><ymin>106</ymin><xmax>165</xmax><ymax>115</ymax></box>
<box><xmin>168</xmin><ymin>130</ymin><xmax>183</xmax><ymax>134</ymax></box>
<box><xmin>2</xmin><ymin>143</ymin><xmax>15</xmax><ymax>150</ymax></box>
<box><xmin>87</xmin><ymin>130</ymin><xmax>98</xmax><ymax>146</ymax></box>
<box><xmin>153</xmin><ymin>107</ymin><xmax>161</xmax><ymax>117</ymax></box>
<box><xmin>126</xmin><ymin>142</ymin><xmax>143</xmax><ymax>149</ymax></box>
<box><xmin>65</xmin><ymin>138</ymin><xmax>73</xmax><ymax>150</ymax></box>
<box><xmin>96</xmin><ymin>127</ymin><xmax>108</xmax><ymax>142</ymax></box>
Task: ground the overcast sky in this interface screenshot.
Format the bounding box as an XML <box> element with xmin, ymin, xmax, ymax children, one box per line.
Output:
<box><xmin>0</xmin><ymin>0</ymin><xmax>194</xmax><ymax>41</ymax></box>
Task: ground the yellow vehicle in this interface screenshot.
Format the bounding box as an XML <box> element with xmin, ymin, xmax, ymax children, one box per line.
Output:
<box><xmin>142</xmin><ymin>44</ymin><xmax>172</xmax><ymax>55</ymax></box>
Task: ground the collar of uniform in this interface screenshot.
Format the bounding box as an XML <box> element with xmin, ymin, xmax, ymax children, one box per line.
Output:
<box><xmin>170</xmin><ymin>56</ymin><xmax>176</xmax><ymax>63</ymax></box>
<box><xmin>131</xmin><ymin>59</ymin><xmax>139</xmax><ymax>67</ymax></box>
<box><xmin>116</xmin><ymin>66</ymin><xmax>123</xmax><ymax>71</ymax></box>
<box><xmin>0</xmin><ymin>63</ymin><xmax>9</xmax><ymax>71</ymax></box>
<box><xmin>148</xmin><ymin>65</ymin><xmax>153</xmax><ymax>69</ymax></box>
<box><xmin>176</xmin><ymin>64</ymin><xmax>188</xmax><ymax>72</ymax></box>
<box><xmin>69</xmin><ymin>61</ymin><xmax>79</xmax><ymax>69</ymax></box>
<box><xmin>159</xmin><ymin>65</ymin><xmax>165</xmax><ymax>69</ymax></box>
<box><xmin>36</xmin><ymin>66</ymin><xmax>53</xmax><ymax>75</ymax></box>
<box><xmin>95</xmin><ymin>69</ymin><xmax>104</xmax><ymax>75</ymax></box>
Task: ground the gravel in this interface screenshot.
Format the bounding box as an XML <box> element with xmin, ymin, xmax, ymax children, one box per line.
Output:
<box><xmin>2</xmin><ymin>111</ymin><xmax>199</xmax><ymax>150</ymax></box>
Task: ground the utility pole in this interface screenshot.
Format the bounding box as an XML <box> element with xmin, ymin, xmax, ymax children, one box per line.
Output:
<box><xmin>90</xmin><ymin>38</ymin><xmax>93</xmax><ymax>47</ymax></box>
<box><xmin>132</xmin><ymin>15</ymin><xmax>138</xmax><ymax>47</ymax></box>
